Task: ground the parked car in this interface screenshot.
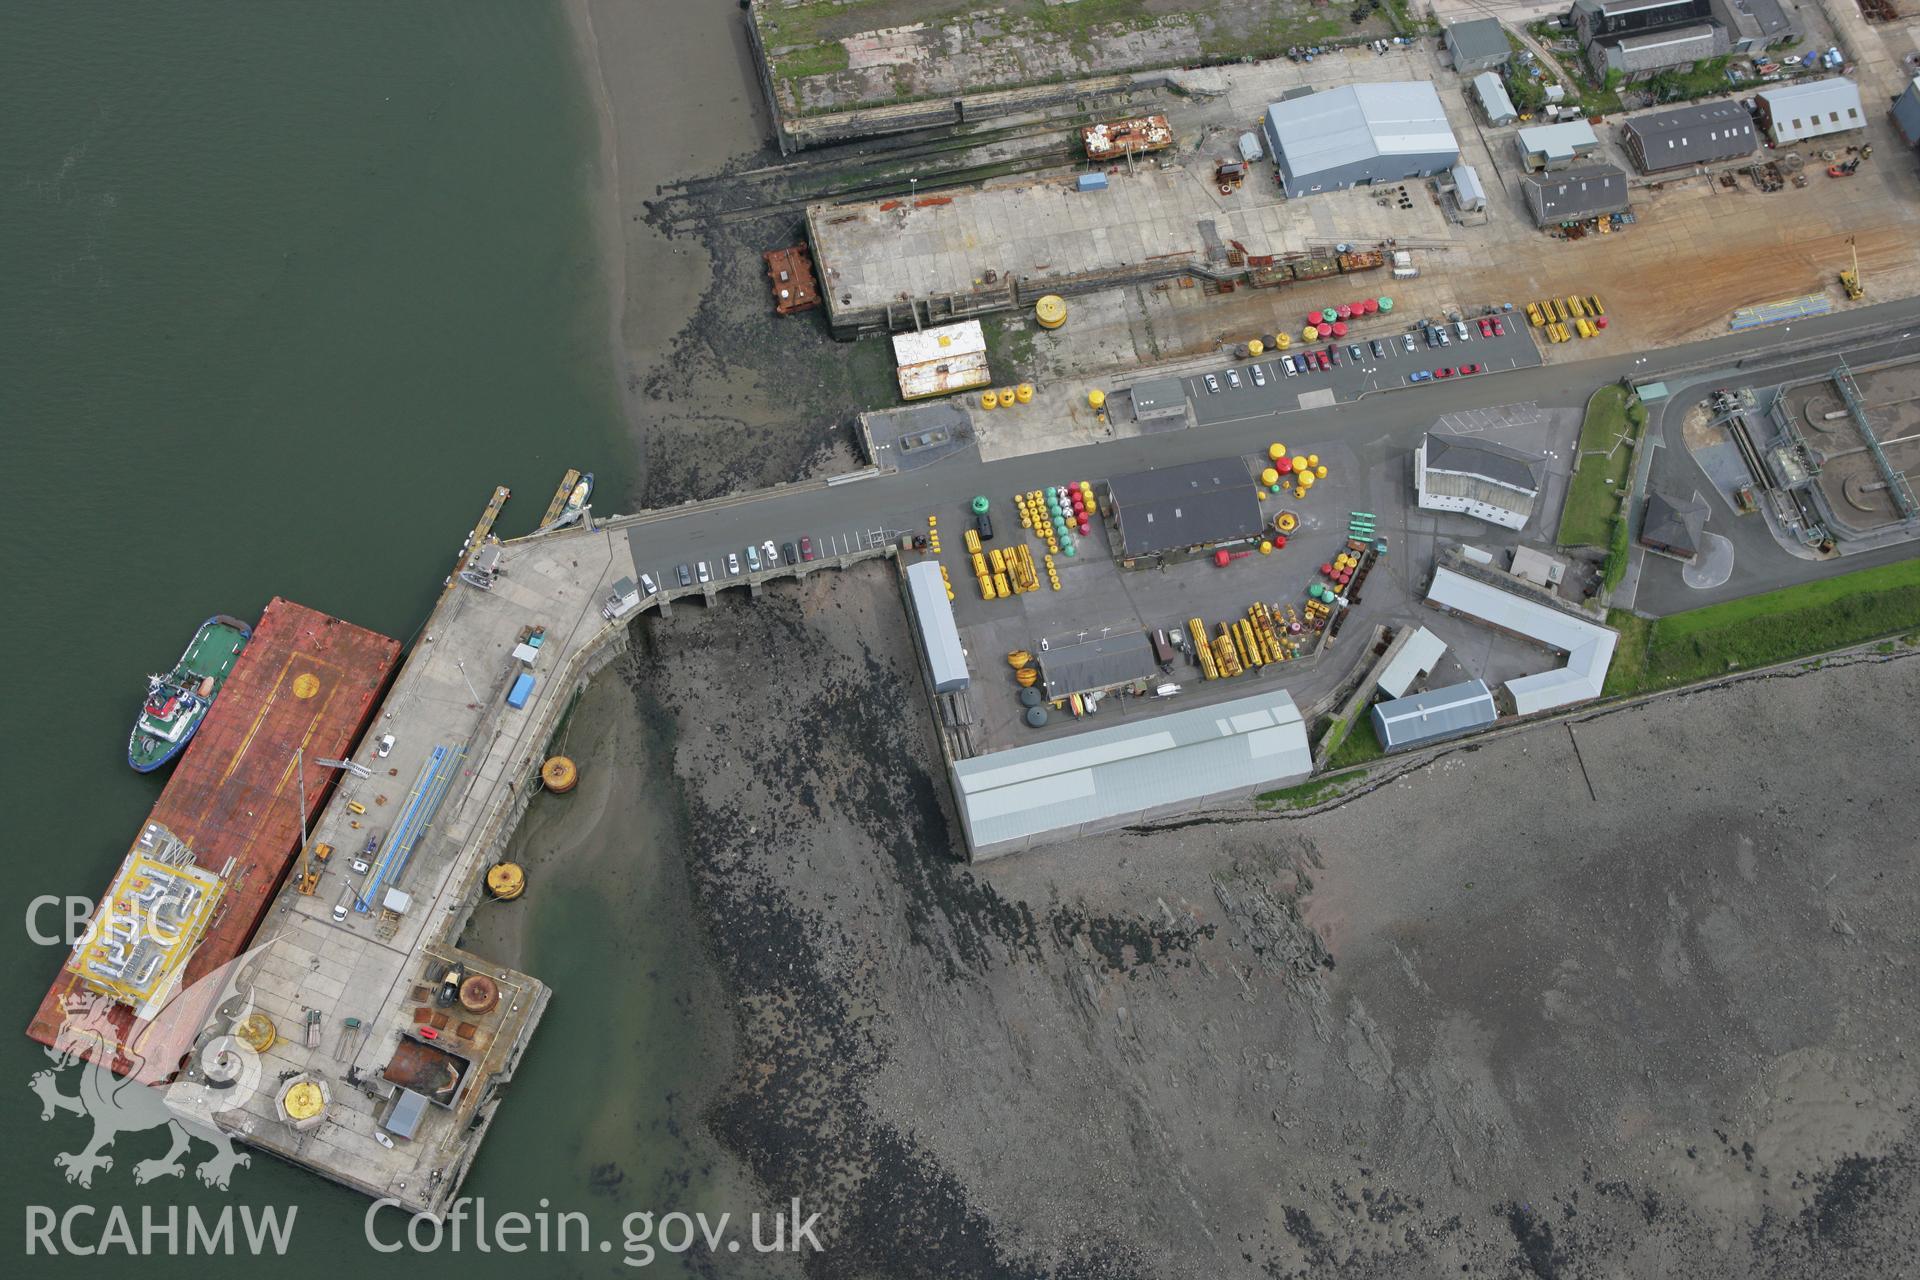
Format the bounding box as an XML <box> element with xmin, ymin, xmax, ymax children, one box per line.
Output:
<box><xmin>676</xmin><ymin>563</ymin><xmax>692</xmax><ymax>586</ymax></box>
<box><xmin>726</xmin><ymin>551</ymin><xmax>740</xmax><ymax>575</ymax></box>
<box><xmin>1491</xmin><ymin>317</ymin><xmax>1505</xmax><ymax>336</ymax></box>
<box><xmin>639</xmin><ymin>572</ymin><xmax>658</xmax><ymax>596</ymax></box>
<box><xmin>1251</xmin><ymin>363</ymin><xmax>1266</xmax><ymax>387</ymax></box>
<box><xmin>1317</xmin><ymin>349</ymin><xmax>1330</xmax><ymax>371</ymax></box>
<box><xmin>1348</xmin><ymin>344</ymin><xmax>1364</xmax><ymax>364</ymax></box>
<box><xmin>375</xmin><ymin>733</ymin><xmax>395</xmax><ymax>758</ymax></box>
<box><xmin>1326</xmin><ymin>345</ymin><xmax>1341</xmax><ymax>368</ymax></box>
<box><xmin>1203</xmin><ymin>373</ymin><xmax>1220</xmax><ymax>394</ymax></box>
<box><xmin>1478</xmin><ymin>317</ymin><xmax>1494</xmax><ymax>338</ymax></box>
<box><xmin>1408</xmin><ymin>370</ymin><xmax>1433</xmax><ymax>383</ymax></box>
<box><xmin>1454</xmin><ymin>320</ymin><xmax>1471</xmax><ymax>342</ymax></box>
<box><xmin>746</xmin><ymin>545</ymin><xmax>761</xmax><ymax>572</ymax></box>
<box><xmin>1437</xmin><ymin>328</ymin><xmax>1451</xmax><ymax>346</ymax></box>
<box><xmin>1370</xmin><ymin>339</ymin><xmax>1386</xmax><ymax>359</ymax></box>
<box><xmin>1423</xmin><ymin>326</ymin><xmax>1438</xmax><ymax>348</ymax></box>
<box><xmin>697</xmin><ymin>560</ymin><xmax>712</xmax><ymax>583</ymax></box>
<box><xmin>1282</xmin><ymin>355</ymin><xmax>1297</xmax><ymax>377</ymax></box>
<box><xmin>1435</xmin><ymin>367</ymin><xmax>1454</xmax><ymax>378</ymax></box>
<box><xmin>799</xmin><ymin>537</ymin><xmax>815</xmax><ymax>561</ymax></box>
<box><xmin>1403</xmin><ymin>332</ymin><xmax>1417</xmax><ymax>353</ymax></box>
<box><xmin>1226</xmin><ymin>368</ymin><xmax>1242</xmax><ymax>389</ymax></box>
<box><xmin>781</xmin><ymin>541</ymin><xmax>798</xmax><ymax>566</ymax></box>
<box><xmin>762</xmin><ymin>539</ymin><xmax>779</xmax><ymax>567</ymax></box>
<box><xmin>1461</xmin><ymin>362</ymin><xmax>1483</xmax><ymax>375</ymax></box>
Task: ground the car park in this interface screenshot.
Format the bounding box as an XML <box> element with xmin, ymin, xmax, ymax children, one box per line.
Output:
<box><xmin>726</xmin><ymin>551</ymin><xmax>740</xmax><ymax>575</ymax></box>
<box><xmin>697</xmin><ymin>560</ymin><xmax>712</xmax><ymax>583</ymax></box>
<box><xmin>781</xmin><ymin>541</ymin><xmax>798</xmax><ymax>566</ymax></box>
<box><xmin>1250</xmin><ymin>363</ymin><xmax>1266</xmax><ymax>387</ymax></box>
<box><xmin>1203</xmin><ymin>373</ymin><xmax>1220</xmax><ymax>394</ymax></box>
<box><xmin>799</xmin><ymin>537</ymin><xmax>814</xmax><ymax>561</ymax></box>
<box><xmin>1370</xmin><ymin>339</ymin><xmax>1386</xmax><ymax>359</ymax></box>
<box><xmin>1408</xmin><ymin>370</ymin><xmax>1433</xmax><ymax>383</ymax></box>
<box><xmin>677</xmin><ymin>563</ymin><xmax>692</xmax><ymax>586</ymax></box>
<box><xmin>1225</xmin><ymin>368</ymin><xmax>1241</xmax><ymax>389</ymax></box>
<box><xmin>639</xmin><ymin>572</ymin><xmax>658</xmax><ymax>596</ymax></box>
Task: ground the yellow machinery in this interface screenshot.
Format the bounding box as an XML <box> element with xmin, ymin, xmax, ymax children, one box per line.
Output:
<box><xmin>296</xmin><ymin>841</ymin><xmax>332</xmax><ymax>896</ymax></box>
<box><xmin>1840</xmin><ymin>239</ymin><xmax>1864</xmax><ymax>301</ymax></box>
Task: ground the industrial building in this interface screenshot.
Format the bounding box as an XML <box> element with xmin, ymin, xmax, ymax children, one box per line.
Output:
<box><xmin>1451</xmin><ymin>164</ymin><xmax>1488</xmax><ymax>214</ymax></box>
<box><xmin>1621</xmin><ymin>100</ymin><xmax>1757</xmax><ymax>173</ymax></box>
<box><xmin>1471</xmin><ymin>72</ymin><xmax>1518</xmax><ymax>126</ymax></box>
<box><xmin>1640</xmin><ymin>490</ymin><xmax>1708</xmax><ymax>559</ymax></box>
<box><xmin>905</xmin><ymin>561</ymin><xmax>969</xmax><ymax>692</ymax></box>
<box><xmin>1375</xmin><ymin>626</ymin><xmax>1448</xmax><ymax>700</ymax></box>
<box><xmin>1898</xmin><ymin>76</ymin><xmax>1920</xmax><ymax>150</ymax></box>
<box><xmin>1755</xmin><ymin>79</ymin><xmax>1866</xmax><ymax>146</ymax></box>
<box><xmin>1521</xmin><ymin>164</ymin><xmax>1631</xmax><ymax>228</ymax></box>
<box><xmin>1570</xmin><ymin>0</ymin><xmax>1730</xmax><ymax>82</ymax></box>
<box><xmin>1444</xmin><ymin>18</ymin><xmax>1512</xmax><ymax>74</ymax></box>
<box><xmin>1261</xmin><ymin>83</ymin><xmax>1460</xmax><ymax>197</ymax></box>
<box><xmin>1414</xmin><ymin>433</ymin><xmax>1547</xmax><ymax>530</ymax></box>
<box><xmin>1105</xmin><ymin>457</ymin><xmax>1266</xmax><ymax>566</ymax></box>
<box><xmin>891</xmin><ymin>320</ymin><xmax>991</xmax><ymax>401</ymax></box>
<box><xmin>1372</xmin><ymin>680</ymin><xmax>1498</xmax><ymax>752</ymax></box>
<box><xmin>1708</xmin><ymin>0</ymin><xmax>1800</xmax><ymax>54</ymax></box>
<box><xmin>949</xmin><ymin>689</ymin><xmax>1312</xmax><ymax>860</ymax></box>
<box><xmin>1425</xmin><ymin>564</ymin><xmax>1617</xmax><ymax>715</ymax></box>
<box><xmin>1129</xmin><ymin>377</ymin><xmax>1189</xmax><ymax>423</ymax></box>
<box><xmin>1516</xmin><ymin>120</ymin><xmax>1601</xmax><ymax>172</ymax></box>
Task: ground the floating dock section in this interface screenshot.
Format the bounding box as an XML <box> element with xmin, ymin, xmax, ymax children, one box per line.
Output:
<box><xmin>27</xmin><ymin>599</ymin><xmax>401</xmax><ymax>1074</ymax></box>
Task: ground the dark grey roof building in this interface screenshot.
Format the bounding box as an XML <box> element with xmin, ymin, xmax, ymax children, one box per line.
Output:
<box><xmin>1444</xmin><ymin>18</ymin><xmax>1511</xmax><ymax>74</ymax></box>
<box><xmin>1521</xmin><ymin>165</ymin><xmax>1631</xmax><ymax>228</ymax></box>
<box><xmin>1415</xmin><ymin>433</ymin><xmax>1548</xmax><ymax>530</ymax></box>
<box><xmin>1708</xmin><ymin>0</ymin><xmax>1800</xmax><ymax>53</ymax></box>
<box><xmin>1371</xmin><ymin>680</ymin><xmax>1498</xmax><ymax>752</ymax></box>
<box><xmin>1898</xmin><ymin>75</ymin><xmax>1920</xmax><ymax>150</ymax></box>
<box><xmin>1622</xmin><ymin>100</ymin><xmax>1758</xmax><ymax>172</ymax></box>
<box><xmin>1640</xmin><ymin>490</ymin><xmax>1708</xmax><ymax>558</ymax></box>
<box><xmin>1129</xmin><ymin>377</ymin><xmax>1188</xmax><ymax>423</ymax></box>
<box><xmin>1106</xmin><ymin>458</ymin><xmax>1265</xmax><ymax>563</ymax></box>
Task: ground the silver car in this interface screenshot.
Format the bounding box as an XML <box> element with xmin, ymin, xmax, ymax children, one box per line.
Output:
<box><xmin>697</xmin><ymin>561</ymin><xmax>712</xmax><ymax>583</ymax></box>
<box><xmin>726</xmin><ymin>551</ymin><xmax>741</xmax><ymax>576</ymax></box>
<box><xmin>746</xmin><ymin>545</ymin><xmax>761</xmax><ymax>572</ymax></box>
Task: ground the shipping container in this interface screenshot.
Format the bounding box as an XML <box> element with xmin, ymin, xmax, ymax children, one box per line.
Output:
<box><xmin>507</xmin><ymin>672</ymin><xmax>536</xmax><ymax>709</ymax></box>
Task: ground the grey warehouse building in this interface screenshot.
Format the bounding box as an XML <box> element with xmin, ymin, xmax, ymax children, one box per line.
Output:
<box><xmin>1129</xmin><ymin>377</ymin><xmax>1188</xmax><ymax>423</ymax></box>
<box><xmin>904</xmin><ymin>561</ymin><xmax>969</xmax><ymax>692</ymax></box>
<box><xmin>1621</xmin><ymin>100</ymin><xmax>1757</xmax><ymax>172</ymax></box>
<box><xmin>1106</xmin><ymin>457</ymin><xmax>1265</xmax><ymax>566</ymax></box>
<box><xmin>950</xmin><ymin>689</ymin><xmax>1312</xmax><ymax>859</ymax></box>
<box><xmin>1262</xmin><ymin>83</ymin><xmax>1460</xmax><ymax>197</ymax></box>
<box><xmin>1371</xmin><ymin>680</ymin><xmax>1498</xmax><ymax>752</ymax></box>
<box><xmin>1444</xmin><ymin>18</ymin><xmax>1511</xmax><ymax>74</ymax></box>
<box><xmin>1521</xmin><ymin>164</ymin><xmax>1630</xmax><ymax>228</ymax></box>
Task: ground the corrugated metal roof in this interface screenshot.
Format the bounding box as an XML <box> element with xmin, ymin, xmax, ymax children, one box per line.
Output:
<box><xmin>1108</xmin><ymin>457</ymin><xmax>1264</xmax><ymax>557</ymax></box>
<box><xmin>1446</xmin><ymin>18</ymin><xmax>1509</xmax><ymax>65</ymax></box>
<box><xmin>1130</xmin><ymin>377</ymin><xmax>1187</xmax><ymax>418</ymax></box>
<box><xmin>1452</xmin><ymin>163</ymin><xmax>1488</xmax><ymax>209</ymax></box>
<box><xmin>1421</xmin><ymin>433</ymin><xmax>1545</xmax><ymax>493</ymax></box>
<box><xmin>1425</xmin><ymin>567</ymin><xmax>1616</xmax><ymax>715</ymax></box>
<box><xmin>1376</xmin><ymin>626</ymin><xmax>1449</xmax><ymax>699</ymax></box>
<box><xmin>1471</xmin><ymin>73</ymin><xmax>1517</xmax><ymax>121</ymax></box>
<box><xmin>952</xmin><ymin>690</ymin><xmax>1311</xmax><ymax>852</ymax></box>
<box><xmin>1372</xmin><ymin>680</ymin><xmax>1497</xmax><ymax>750</ymax></box>
<box><xmin>1264</xmin><ymin>83</ymin><xmax>1458</xmax><ymax>182</ymax></box>
<box><xmin>905</xmin><ymin>562</ymin><xmax>969</xmax><ymax>692</ymax></box>
<box><xmin>1758</xmin><ymin>78</ymin><xmax>1865</xmax><ymax>136</ymax></box>
<box><xmin>891</xmin><ymin>320</ymin><xmax>986</xmax><ymax>365</ymax></box>
<box><xmin>1622</xmin><ymin>101</ymin><xmax>1756</xmax><ymax>170</ymax></box>
<box><xmin>1522</xmin><ymin>164</ymin><xmax>1630</xmax><ymax>225</ymax></box>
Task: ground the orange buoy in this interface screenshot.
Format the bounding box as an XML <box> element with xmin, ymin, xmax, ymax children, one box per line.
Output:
<box><xmin>541</xmin><ymin>756</ymin><xmax>577</xmax><ymax>792</ymax></box>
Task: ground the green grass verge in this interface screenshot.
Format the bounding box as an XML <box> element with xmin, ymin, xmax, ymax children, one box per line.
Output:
<box><xmin>774</xmin><ymin>42</ymin><xmax>851</xmax><ymax>83</ymax></box>
<box><xmin>1327</xmin><ymin>714</ymin><xmax>1385</xmax><ymax>770</ymax></box>
<box><xmin>1559</xmin><ymin>385</ymin><xmax>1642</xmax><ymax>548</ymax></box>
<box><xmin>1603</xmin><ymin>560</ymin><xmax>1920</xmax><ymax>695</ymax></box>
<box><xmin>1257</xmin><ymin>768</ymin><xmax>1368</xmax><ymax>811</ymax></box>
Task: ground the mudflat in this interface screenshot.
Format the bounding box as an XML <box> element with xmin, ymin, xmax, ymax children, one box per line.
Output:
<box><xmin>526</xmin><ymin>562</ymin><xmax>1920</xmax><ymax>1276</ymax></box>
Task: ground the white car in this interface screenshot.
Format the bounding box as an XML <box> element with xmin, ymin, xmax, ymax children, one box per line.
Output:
<box><xmin>1403</xmin><ymin>333</ymin><xmax>1417</xmax><ymax>353</ymax></box>
<box><xmin>1250</xmin><ymin>364</ymin><xmax>1266</xmax><ymax>387</ymax></box>
<box><xmin>1282</xmin><ymin>356</ymin><xmax>1297</xmax><ymax>377</ymax></box>
<box><xmin>726</xmin><ymin>551</ymin><xmax>740</xmax><ymax>576</ymax></box>
<box><xmin>697</xmin><ymin>561</ymin><xmax>712</xmax><ymax>583</ymax></box>
<box><xmin>375</xmin><ymin>734</ymin><xmax>395</xmax><ymax>758</ymax></box>
<box><xmin>1454</xmin><ymin>320</ymin><xmax>1471</xmax><ymax>342</ymax></box>
<box><xmin>746</xmin><ymin>545</ymin><xmax>761</xmax><ymax>572</ymax></box>
<box><xmin>1225</xmin><ymin>368</ymin><xmax>1242</xmax><ymax>389</ymax></box>
<box><xmin>639</xmin><ymin>572</ymin><xmax>658</xmax><ymax>596</ymax></box>
<box><xmin>761</xmin><ymin>539</ymin><xmax>779</xmax><ymax>567</ymax></box>
<box><xmin>1203</xmin><ymin>373</ymin><xmax>1220</xmax><ymax>393</ymax></box>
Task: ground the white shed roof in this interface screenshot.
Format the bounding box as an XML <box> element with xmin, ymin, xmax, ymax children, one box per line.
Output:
<box><xmin>1517</xmin><ymin>120</ymin><xmax>1599</xmax><ymax>161</ymax></box>
<box><xmin>891</xmin><ymin>320</ymin><xmax>985</xmax><ymax>366</ymax></box>
<box><xmin>1376</xmin><ymin>626</ymin><xmax>1449</xmax><ymax>700</ymax></box>
<box><xmin>1265</xmin><ymin>82</ymin><xmax>1457</xmax><ymax>180</ymax></box>
<box><xmin>952</xmin><ymin>689</ymin><xmax>1310</xmax><ymax>851</ymax></box>
<box><xmin>1757</xmin><ymin>77</ymin><xmax>1863</xmax><ymax>116</ymax></box>
<box><xmin>905</xmin><ymin>561</ymin><xmax>968</xmax><ymax>692</ymax></box>
<box><xmin>1425</xmin><ymin>566</ymin><xmax>1616</xmax><ymax>714</ymax></box>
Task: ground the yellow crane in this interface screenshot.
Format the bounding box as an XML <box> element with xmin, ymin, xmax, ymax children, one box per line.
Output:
<box><xmin>1840</xmin><ymin>237</ymin><xmax>1864</xmax><ymax>301</ymax></box>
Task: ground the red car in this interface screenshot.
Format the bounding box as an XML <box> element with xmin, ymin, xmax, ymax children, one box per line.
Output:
<box><xmin>800</xmin><ymin>536</ymin><xmax>815</xmax><ymax>561</ymax></box>
<box><xmin>1460</xmin><ymin>362</ymin><xmax>1483</xmax><ymax>375</ymax></box>
<box><xmin>1316</xmin><ymin>350</ymin><xmax>1330</xmax><ymax>371</ymax></box>
<box><xmin>1477</xmin><ymin>317</ymin><xmax>1493</xmax><ymax>337</ymax></box>
<box><xmin>1435</xmin><ymin>367</ymin><xmax>1454</xmax><ymax>378</ymax></box>
<box><xmin>1491</xmin><ymin>317</ymin><xmax>1505</xmax><ymax>336</ymax></box>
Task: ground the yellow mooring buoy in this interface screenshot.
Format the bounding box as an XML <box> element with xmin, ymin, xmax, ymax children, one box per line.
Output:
<box><xmin>486</xmin><ymin>862</ymin><xmax>526</xmax><ymax>901</ymax></box>
<box><xmin>541</xmin><ymin>755</ymin><xmax>577</xmax><ymax>792</ymax></box>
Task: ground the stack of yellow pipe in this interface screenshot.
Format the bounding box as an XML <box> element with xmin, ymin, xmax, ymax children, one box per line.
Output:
<box><xmin>1188</xmin><ymin>618</ymin><xmax>1217</xmax><ymax>680</ymax></box>
<box><xmin>1213</xmin><ymin>626</ymin><xmax>1242</xmax><ymax>678</ymax></box>
<box><xmin>964</xmin><ymin>527</ymin><xmax>982</xmax><ymax>555</ymax></box>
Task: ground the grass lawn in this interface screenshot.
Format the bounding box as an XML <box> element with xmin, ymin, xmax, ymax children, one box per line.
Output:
<box><xmin>1604</xmin><ymin>560</ymin><xmax>1920</xmax><ymax>695</ymax></box>
<box><xmin>1558</xmin><ymin>385</ymin><xmax>1641</xmax><ymax>548</ymax></box>
<box><xmin>1256</xmin><ymin>768</ymin><xmax>1368</xmax><ymax>811</ymax></box>
<box><xmin>1326</xmin><ymin>714</ymin><xmax>1385</xmax><ymax>770</ymax></box>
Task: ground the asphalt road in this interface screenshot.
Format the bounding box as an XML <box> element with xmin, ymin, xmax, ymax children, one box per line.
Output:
<box><xmin>1184</xmin><ymin>314</ymin><xmax>1543</xmax><ymax>425</ymax></box>
<box><xmin>618</xmin><ymin>295</ymin><xmax>1920</xmax><ymax>615</ymax></box>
